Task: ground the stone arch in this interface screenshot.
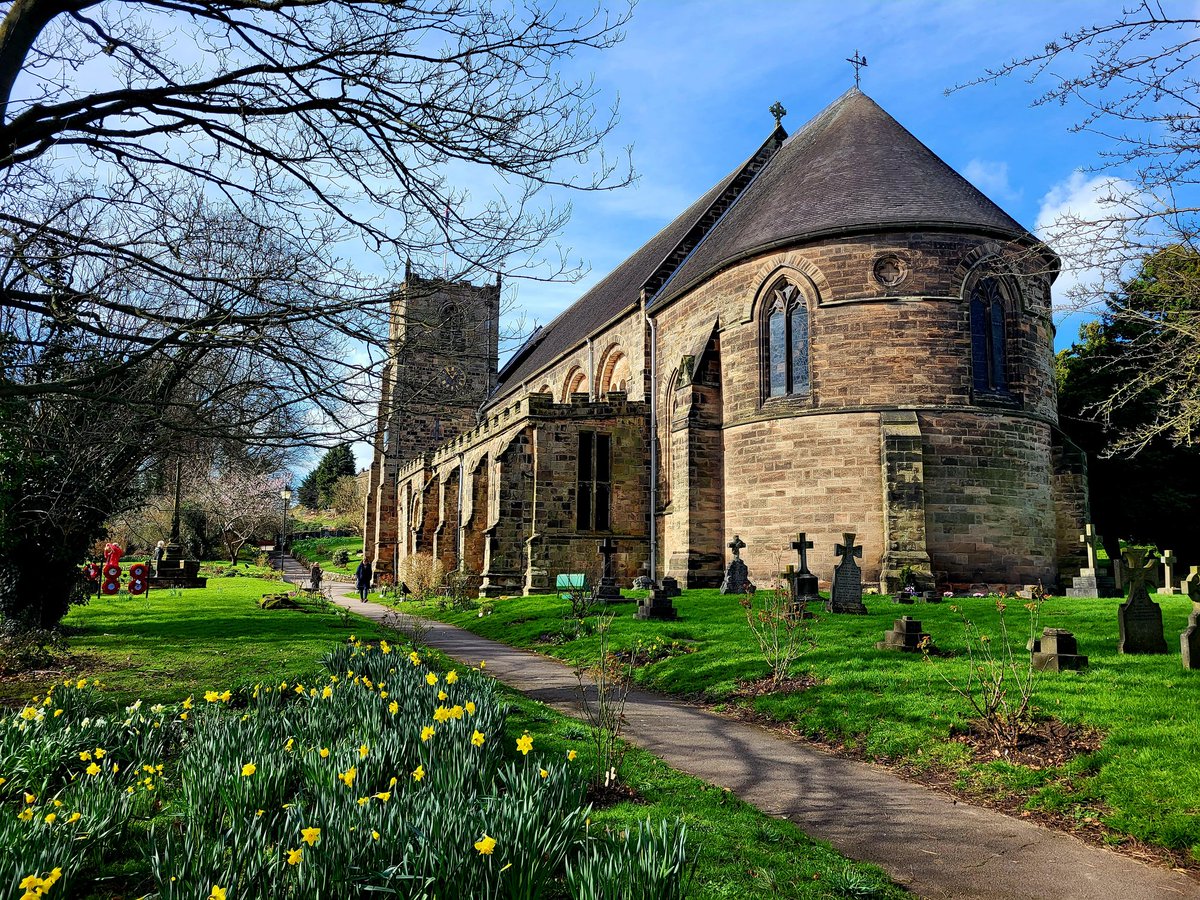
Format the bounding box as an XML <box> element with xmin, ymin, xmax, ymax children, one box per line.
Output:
<box><xmin>741</xmin><ymin>259</ymin><xmax>828</xmax><ymax>323</ymax></box>
<box><xmin>561</xmin><ymin>364</ymin><xmax>588</xmax><ymax>401</ymax></box>
<box><xmin>954</xmin><ymin>243</ymin><xmax>1038</xmax><ymax>312</ymax></box>
<box><xmin>597</xmin><ymin>343</ymin><xmax>632</xmax><ymax>395</ymax></box>
<box><xmin>535</xmin><ymin>383</ymin><xmax>553</xmax><ymax>396</ymax></box>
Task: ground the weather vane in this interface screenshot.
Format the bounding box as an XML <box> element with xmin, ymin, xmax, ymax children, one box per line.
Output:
<box><xmin>846</xmin><ymin>49</ymin><xmax>868</xmax><ymax>88</ymax></box>
<box><xmin>769</xmin><ymin>101</ymin><xmax>787</xmax><ymax>128</ymax></box>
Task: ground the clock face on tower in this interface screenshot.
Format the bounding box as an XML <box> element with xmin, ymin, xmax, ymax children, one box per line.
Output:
<box><xmin>440</xmin><ymin>365</ymin><xmax>464</xmax><ymax>390</ymax></box>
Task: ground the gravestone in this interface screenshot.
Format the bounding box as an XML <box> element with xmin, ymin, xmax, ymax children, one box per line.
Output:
<box><xmin>892</xmin><ymin>589</ymin><xmax>916</xmax><ymax>605</ymax></box>
<box><xmin>1065</xmin><ymin>525</ymin><xmax>1118</xmax><ymax>598</ymax></box>
<box><xmin>720</xmin><ymin>535</ymin><xmax>756</xmax><ymax>595</ymax></box>
<box><xmin>594</xmin><ymin>537</ymin><xmax>625</xmax><ymax>602</ymax></box>
<box><xmin>1031</xmin><ymin>628</ymin><xmax>1089</xmax><ymax>672</ymax></box>
<box><xmin>636</xmin><ymin>583</ymin><xmax>678</xmax><ymax>620</ymax></box>
<box><xmin>1117</xmin><ymin>549</ymin><xmax>1169</xmax><ymax>655</ymax></box>
<box><xmin>1160</xmin><ymin>548</ymin><xmax>1180</xmax><ymax>595</ymax></box>
<box><xmin>876</xmin><ymin>616</ymin><xmax>929</xmax><ymax>652</ymax></box>
<box><xmin>783</xmin><ymin>532</ymin><xmax>821</xmax><ymax>618</ymax></box>
<box><xmin>828</xmin><ymin>532</ymin><xmax>868</xmax><ymax>614</ymax></box>
<box><xmin>1182</xmin><ymin>572</ymin><xmax>1200</xmax><ymax>670</ymax></box>
<box><xmin>632</xmin><ymin>575</ymin><xmax>654</xmax><ymax>591</ymax></box>
<box><xmin>660</xmin><ymin>576</ymin><xmax>681</xmax><ymax>598</ymax></box>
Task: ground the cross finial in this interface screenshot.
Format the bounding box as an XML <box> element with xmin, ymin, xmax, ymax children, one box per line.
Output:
<box><xmin>846</xmin><ymin>50</ymin><xmax>868</xmax><ymax>89</ymax></box>
<box><xmin>769</xmin><ymin>101</ymin><xmax>787</xmax><ymax>128</ymax></box>
<box><xmin>728</xmin><ymin>534</ymin><xmax>746</xmax><ymax>560</ymax></box>
<box><xmin>790</xmin><ymin>532</ymin><xmax>814</xmax><ymax>575</ymax></box>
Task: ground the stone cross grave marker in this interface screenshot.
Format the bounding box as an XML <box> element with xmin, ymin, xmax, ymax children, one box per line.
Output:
<box><xmin>1160</xmin><ymin>548</ymin><xmax>1180</xmax><ymax>595</ymax></box>
<box><xmin>1117</xmin><ymin>548</ymin><xmax>1169</xmax><ymax>654</ymax></box>
<box><xmin>791</xmin><ymin>533</ymin><xmax>814</xmax><ymax>575</ymax></box>
<box><xmin>784</xmin><ymin>532</ymin><xmax>820</xmax><ymax>616</ymax></box>
<box><xmin>720</xmin><ymin>534</ymin><xmax>756</xmax><ymax>595</ymax></box>
<box><xmin>1182</xmin><ymin>566</ymin><xmax>1200</xmax><ymax>669</ymax></box>
<box><xmin>594</xmin><ymin>536</ymin><xmax>623</xmax><ymax>601</ymax></box>
<box><xmin>1066</xmin><ymin>524</ymin><xmax>1117</xmax><ymax>598</ymax></box>
<box><xmin>829</xmin><ymin>532</ymin><xmax>868</xmax><ymax>614</ymax></box>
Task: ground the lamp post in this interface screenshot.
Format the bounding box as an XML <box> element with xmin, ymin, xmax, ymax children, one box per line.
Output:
<box><xmin>279</xmin><ymin>487</ymin><xmax>292</xmax><ymax>565</ymax></box>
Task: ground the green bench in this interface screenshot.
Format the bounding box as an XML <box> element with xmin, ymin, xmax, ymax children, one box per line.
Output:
<box><xmin>556</xmin><ymin>573</ymin><xmax>588</xmax><ymax>599</ymax></box>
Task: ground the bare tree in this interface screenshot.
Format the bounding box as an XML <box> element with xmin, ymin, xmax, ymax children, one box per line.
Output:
<box><xmin>956</xmin><ymin>1</ymin><xmax>1200</xmax><ymax>450</ymax></box>
<box><xmin>0</xmin><ymin>0</ymin><xmax>632</xmax><ymax>626</ymax></box>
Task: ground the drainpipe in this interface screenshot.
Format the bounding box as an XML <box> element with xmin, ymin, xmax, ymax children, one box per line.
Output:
<box><xmin>456</xmin><ymin>453</ymin><xmax>465</xmax><ymax>570</ymax></box>
<box><xmin>645</xmin><ymin>302</ymin><xmax>658</xmax><ymax>584</ymax></box>
<box><xmin>586</xmin><ymin>337</ymin><xmax>595</xmax><ymax>400</ymax></box>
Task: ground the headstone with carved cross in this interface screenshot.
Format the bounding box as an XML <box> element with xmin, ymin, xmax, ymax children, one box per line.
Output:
<box><xmin>594</xmin><ymin>536</ymin><xmax>624</xmax><ymax>602</ymax></box>
<box><xmin>1117</xmin><ymin>548</ymin><xmax>1169</xmax><ymax>654</ymax></box>
<box><xmin>1160</xmin><ymin>549</ymin><xmax>1180</xmax><ymax>595</ymax></box>
<box><xmin>828</xmin><ymin>532</ymin><xmax>868</xmax><ymax>615</ymax></box>
<box><xmin>720</xmin><ymin>534</ymin><xmax>756</xmax><ymax>595</ymax></box>
<box><xmin>1066</xmin><ymin>524</ymin><xmax>1118</xmax><ymax>598</ymax></box>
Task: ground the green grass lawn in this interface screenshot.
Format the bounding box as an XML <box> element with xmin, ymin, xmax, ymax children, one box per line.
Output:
<box><xmin>291</xmin><ymin>536</ymin><xmax>363</xmax><ymax>575</ymax></box>
<box><xmin>390</xmin><ymin>588</ymin><xmax>1200</xmax><ymax>861</ymax></box>
<box><xmin>0</xmin><ymin>579</ymin><xmax>905</xmax><ymax>899</ymax></box>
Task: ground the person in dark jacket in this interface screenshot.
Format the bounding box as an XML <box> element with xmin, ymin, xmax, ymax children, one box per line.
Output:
<box><xmin>354</xmin><ymin>559</ymin><xmax>373</xmax><ymax>602</ymax></box>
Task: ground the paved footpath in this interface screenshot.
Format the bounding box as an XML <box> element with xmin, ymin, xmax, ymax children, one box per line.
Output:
<box><xmin>283</xmin><ymin>559</ymin><xmax>1199</xmax><ymax>899</ymax></box>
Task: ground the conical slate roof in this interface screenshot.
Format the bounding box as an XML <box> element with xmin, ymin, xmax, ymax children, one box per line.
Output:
<box><xmin>651</xmin><ymin>88</ymin><xmax>1028</xmax><ymax>305</ymax></box>
<box><xmin>488</xmin><ymin>88</ymin><xmax>1030</xmax><ymax>405</ymax></box>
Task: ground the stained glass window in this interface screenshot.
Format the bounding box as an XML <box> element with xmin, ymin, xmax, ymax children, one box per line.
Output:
<box><xmin>763</xmin><ymin>280</ymin><xmax>810</xmax><ymax>399</ymax></box>
<box><xmin>970</xmin><ymin>278</ymin><xmax>1008</xmax><ymax>394</ymax></box>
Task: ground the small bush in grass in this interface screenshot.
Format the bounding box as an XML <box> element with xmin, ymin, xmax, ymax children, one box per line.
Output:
<box><xmin>0</xmin><ymin>639</ymin><xmax>690</xmax><ymax>899</ymax></box>
<box><xmin>332</xmin><ymin>549</ymin><xmax>350</xmax><ymax>567</ymax></box>
<box><xmin>739</xmin><ymin>579</ymin><xmax>817</xmax><ymax>687</ymax></box>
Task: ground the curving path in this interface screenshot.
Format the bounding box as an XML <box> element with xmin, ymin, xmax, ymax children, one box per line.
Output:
<box><xmin>274</xmin><ymin>556</ymin><xmax>1200</xmax><ymax>899</ymax></box>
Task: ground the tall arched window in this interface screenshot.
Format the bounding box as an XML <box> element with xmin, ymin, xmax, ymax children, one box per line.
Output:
<box><xmin>970</xmin><ymin>278</ymin><xmax>1008</xmax><ymax>393</ymax></box>
<box><xmin>763</xmin><ymin>280</ymin><xmax>810</xmax><ymax>398</ymax></box>
<box><xmin>442</xmin><ymin>303</ymin><xmax>467</xmax><ymax>352</ymax></box>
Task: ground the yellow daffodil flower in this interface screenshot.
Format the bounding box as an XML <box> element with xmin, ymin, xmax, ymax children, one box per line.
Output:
<box><xmin>433</xmin><ymin>706</ymin><xmax>451</xmax><ymax>723</ymax></box>
<box><xmin>204</xmin><ymin>690</ymin><xmax>220</xmax><ymax>702</ymax></box>
<box><xmin>79</xmin><ymin>750</ymin><xmax>92</xmax><ymax>762</ymax></box>
<box><xmin>285</xmin><ymin>738</ymin><xmax>295</xmax><ymax>752</ymax></box>
<box><xmin>471</xmin><ymin>730</ymin><xmax>485</xmax><ymax>747</ymax></box>
<box><xmin>539</xmin><ymin>769</ymin><xmax>549</xmax><ymax>779</ymax></box>
<box><xmin>322</xmin><ymin>686</ymin><xmax>333</xmax><ymax>699</ymax></box>
<box><xmin>357</xmin><ymin>796</ymin><xmax>369</xmax><ymax>806</ymax></box>
<box><xmin>241</xmin><ymin>763</ymin><xmax>256</xmax><ymax>777</ymax></box>
<box><xmin>567</xmin><ymin>749</ymin><xmax>578</xmax><ymax>761</ymax></box>
<box><xmin>412</xmin><ymin>765</ymin><xmax>425</xmax><ymax>782</ymax></box>
<box><xmin>209</xmin><ymin>885</ymin><xmax>226</xmax><ymax>900</ymax></box>
<box><xmin>445</xmin><ymin>670</ymin><xmax>458</xmax><ymax>684</ymax></box>
<box><xmin>474</xmin><ymin>834</ymin><xmax>496</xmax><ymax>855</ymax></box>
<box><xmin>44</xmin><ymin>812</ymin><xmax>57</xmax><ymax>823</ymax></box>
<box><xmin>388</xmin><ymin>701</ymin><xmax>399</xmax><ymax>715</ymax></box>
<box><xmin>287</xmin><ymin>847</ymin><xmax>303</xmax><ymax>865</ymax></box>
<box><xmin>425</xmin><ymin>672</ymin><xmax>438</xmax><ymax>686</ymax></box>
<box><xmin>438</xmin><ymin>690</ymin><xmax>447</xmax><ymax>701</ymax></box>
<box><xmin>319</xmin><ymin>748</ymin><xmax>330</xmax><ymax>759</ymax></box>
<box><xmin>421</xmin><ymin>725</ymin><xmax>435</xmax><ymax>742</ymax></box>
<box><xmin>465</xmin><ymin>701</ymin><xmax>476</xmax><ymax>715</ymax></box>
<box><xmin>219</xmin><ymin>690</ymin><xmax>231</xmax><ymax>702</ymax></box>
<box><xmin>516</xmin><ymin>733</ymin><xmax>533</xmax><ymax>755</ymax></box>
<box><xmin>301</xmin><ymin>826</ymin><xmax>321</xmax><ymax>846</ymax></box>
<box><xmin>18</xmin><ymin>808</ymin><xmax>33</xmax><ymax>821</ymax></box>
<box><xmin>373</xmin><ymin>791</ymin><xmax>391</xmax><ymax>802</ymax></box>
<box><xmin>86</xmin><ymin>762</ymin><xmax>101</xmax><ymax>776</ymax></box>
<box><xmin>380</xmin><ymin>640</ymin><xmax>391</xmax><ymax>654</ymax></box>
<box><xmin>359</xmin><ymin>744</ymin><xmax>369</xmax><ymax>759</ymax></box>
<box><xmin>409</xmin><ymin>651</ymin><xmax>421</xmax><ymax>666</ymax></box>
<box><xmin>338</xmin><ymin>767</ymin><xmax>357</xmax><ymax>787</ymax></box>
<box><xmin>371</xmin><ymin>830</ymin><xmax>381</xmax><ymax>841</ymax></box>
<box><xmin>67</xmin><ymin>812</ymin><xmax>80</xmax><ymax>823</ymax></box>
<box><xmin>450</xmin><ymin>705</ymin><xmax>464</xmax><ymax>719</ymax></box>
<box><xmin>183</xmin><ymin>696</ymin><xmax>193</xmax><ymax>710</ymax></box>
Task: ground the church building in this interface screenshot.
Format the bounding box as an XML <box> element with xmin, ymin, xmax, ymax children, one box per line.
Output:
<box><xmin>362</xmin><ymin>88</ymin><xmax>1090</xmax><ymax>595</ymax></box>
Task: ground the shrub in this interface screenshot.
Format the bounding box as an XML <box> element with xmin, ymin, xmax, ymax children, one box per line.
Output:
<box><xmin>739</xmin><ymin>580</ymin><xmax>817</xmax><ymax>687</ymax></box>
<box><xmin>331</xmin><ymin>549</ymin><xmax>350</xmax><ymax>567</ymax></box>
<box><xmin>399</xmin><ymin>553</ymin><xmax>445</xmax><ymax>603</ymax></box>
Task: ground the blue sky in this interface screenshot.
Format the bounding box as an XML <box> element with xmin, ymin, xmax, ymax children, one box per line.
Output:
<box><xmin>501</xmin><ymin>0</ymin><xmax>1122</xmax><ymax>352</ymax></box>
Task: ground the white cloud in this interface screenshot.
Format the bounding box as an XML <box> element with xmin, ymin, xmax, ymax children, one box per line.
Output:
<box><xmin>963</xmin><ymin>159</ymin><xmax>1019</xmax><ymax>203</ymax></box>
<box><xmin>1035</xmin><ymin>170</ymin><xmax>1144</xmax><ymax>312</ymax></box>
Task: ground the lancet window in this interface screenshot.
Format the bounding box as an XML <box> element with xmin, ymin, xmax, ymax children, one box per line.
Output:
<box><xmin>763</xmin><ymin>280</ymin><xmax>810</xmax><ymax>398</ymax></box>
<box><xmin>969</xmin><ymin>277</ymin><xmax>1009</xmax><ymax>394</ymax></box>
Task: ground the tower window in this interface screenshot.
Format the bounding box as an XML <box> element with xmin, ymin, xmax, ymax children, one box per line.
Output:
<box><xmin>970</xmin><ymin>278</ymin><xmax>1008</xmax><ymax>394</ymax></box>
<box><xmin>763</xmin><ymin>281</ymin><xmax>810</xmax><ymax>398</ymax></box>
<box><xmin>576</xmin><ymin>431</ymin><xmax>611</xmax><ymax>532</ymax></box>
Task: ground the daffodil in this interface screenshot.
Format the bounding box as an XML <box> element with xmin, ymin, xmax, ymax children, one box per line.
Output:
<box><xmin>204</xmin><ymin>690</ymin><xmax>220</xmax><ymax>703</ymax></box>
<box><xmin>450</xmin><ymin>705</ymin><xmax>464</xmax><ymax>719</ymax></box>
<box><xmin>219</xmin><ymin>690</ymin><xmax>232</xmax><ymax>702</ymax></box>
<box><xmin>475</xmin><ymin>834</ymin><xmax>496</xmax><ymax>855</ymax></box>
<box><xmin>438</xmin><ymin>690</ymin><xmax>448</xmax><ymax>701</ymax></box>
<box><xmin>380</xmin><ymin>640</ymin><xmax>391</xmax><ymax>654</ymax></box>
<box><xmin>183</xmin><ymin>696</ymin><xmax>194</xmax><ymax>710</ymax></box>
<box><xmin>209</xmin><ymin>885</ymin><xmax>226</xmax><ymax>900</ymax></box>
<box><xmin>371</xmin><ymin>830</ymin><xmax>381</xmax><ymax>841</ymax></box>
<box><xmin>433</xmin><ymin>706</ymin><xmax>451</xmax><ymax>723</ymax></box>
<box><xmin>319</xmin><ymin>747</ymin><xmax>330</xmax><ymax>759</ymax></box>
<box><xmin>301</xmin><ymin>826</ymin><xmax>321</xmax><ymax>846</ymax></box>
<box><xmin>471</xmin><ymin>730</ymin><xmax>485</xmax><ymax>747</ymax></box>
<box><xmin>17</xmin><ymin>807</ymin><xmax>33</xmax><ymax>821</ymax></box>
<box><xmin>465</xmin><ymin>701</ymin><xmax>476</xmax><ymax>715</ymax></box>
<box><xmin>445</xmin><ymin>670</ymin><xmax>458</xmax><ymax>684</ymax></box>
<box><xmin>388</xmin><ymin>700</ymin><xmax>399</xmax><ymax>715</ymax></box>
<box><xmin>539</xmin><ymin>769</ymin><xmax>549</xmax><ymax>779</ymax></box>
<box><xmin>412</xmin><ymin>765</ymin><xmax>425</xmax><ymax>782</ymax></box>
<box><xmin>357</xmin><ymin>796</ymin><xmax>369</xmax><ymax>806</ymax></box>
<box><xmin>338</xmin><ymin>766</ymin><xmax>357</xmax><ymax>786</ymax></box>
<box><xmin>79</xmin><ymin>750</ymin><xmax>92</xmax><ymax>761</ymax></box>
<box><xmin>425</xmin><ymin>672</ymin><xmax>438</xmax><ymax>686</ymax></box>
<box><xmin>409</xmin><ymin>651</ymin><xmax>421</xmax><ymax>666</ymax></box>
<box><xmin>241</xmin><ymin>763</ymin><xmax>256</xmax><ymax>777</ymax></box>
<box><xmin>516</xmin><ymin>733</ymin><xmax>533</xmax><ymax>755</ymax></box>
<box><xmin>567</xmin><ymin>749</ymin><xmax>578</xmax><ymax>761</ymax></box>
<box><xmin>93</xmin><ymin>747</ymin><xmax>106</xmax><ymax>758</ymax></box>
<box><xmin>359</xmin><ymin>744</ymin><xmax>369</xmax><ymax>759</ymax></box>
<box><xmin>44</xmin><ymin>812</ymin><xmax>57</xmax><ymax>823</ymax></box>
<box><xmin>421</xmin><ymin>725</ymin><xmax>435</xmax><ymax>742</ymax></box>
<box><xmin>67</xmin><ymin>812</ymin><xmax>81</xmax><ymax>824</ymax></box>
<box><xmin>373</xmin><ymin>791</ymin><xmax>391</xmax><ymax>802</ymax></box>
<box><xmin>86</xmin><ymin>762</ymin><xmax>101</xmax><ymax>777</ymax></box>
<box><xmin>287</xmin><ymin>847</ymin><xmax>303</xmax><ymax>865</ymax></box>
<box><xmin>322</xmin><ymin>685</ymin><xmax>333</xmax><ymax>699</ymax></box>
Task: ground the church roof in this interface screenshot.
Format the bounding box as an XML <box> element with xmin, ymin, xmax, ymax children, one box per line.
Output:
<box><xmin>488</xmin><ymin>87</ymin><xmax>1031</xmax><ymax>406</ymax></box>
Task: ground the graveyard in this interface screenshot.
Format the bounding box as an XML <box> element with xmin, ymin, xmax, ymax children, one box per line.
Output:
<box><xmin>387</xmin><ymin>582</ymin><xmax>1200</xmax><ymax>866</ymax></box>
<box><xmin>0</xmin><ymin>576</ymin><xmax>904</xmax><ymax>899</ymax></box>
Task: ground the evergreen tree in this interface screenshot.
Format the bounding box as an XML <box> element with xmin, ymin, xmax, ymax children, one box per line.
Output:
<box><xmin>296</xmin><ymin>470</ymin><xmax>320</xmax><ymax>510</ymax></box>
<box><xmin>300</xmin><ymin>444</ymin><xmax>357</xmax><ymax>510</ymax></box>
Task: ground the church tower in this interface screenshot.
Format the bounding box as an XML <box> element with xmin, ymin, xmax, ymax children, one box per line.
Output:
<box><xmin>363</xmin><ymin>269</ymin><xmax>500</xmax><ymax>581</ymax></box>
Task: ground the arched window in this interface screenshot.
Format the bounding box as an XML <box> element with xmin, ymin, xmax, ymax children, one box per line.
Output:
<box><xmin>763</xmin><ymin>280</ymin><xmax>810</xmax><ymax>398</ymax></box>
<box><xmin>442</xmin><ymin>303</ymin><xmax>467</xmax><ymax>352</ymax></box>
<box><xmin>970</xmin><ymin>278</ymin><xmax>1008</xmax><ymax>394</ymax></box>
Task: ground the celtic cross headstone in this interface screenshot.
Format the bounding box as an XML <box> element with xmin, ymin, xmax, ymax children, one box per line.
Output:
<box><xmin>720</xmin><ymin>534</ymin><xmax>756</xmax><ymax>595</ymax></box>
<box><xmin>1117</xmin><ymin>548</ymin><xmax>1168</xmax><ymax>654</ymax></box>
<box><xmin>829</xmin><ymin>532</ymin><xmax>868</xmax><ymax>615</ymax></box>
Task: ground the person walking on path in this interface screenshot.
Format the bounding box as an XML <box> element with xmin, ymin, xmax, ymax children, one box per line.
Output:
<box><xmin>354</xmin><ymin>558</ymin><xmax>373</xmax><ymax>602</ymax></box>
<box><xmin>309</xmin><ymin>562</ymin><xmax>322</xmax><ymax>593</ymax></box>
